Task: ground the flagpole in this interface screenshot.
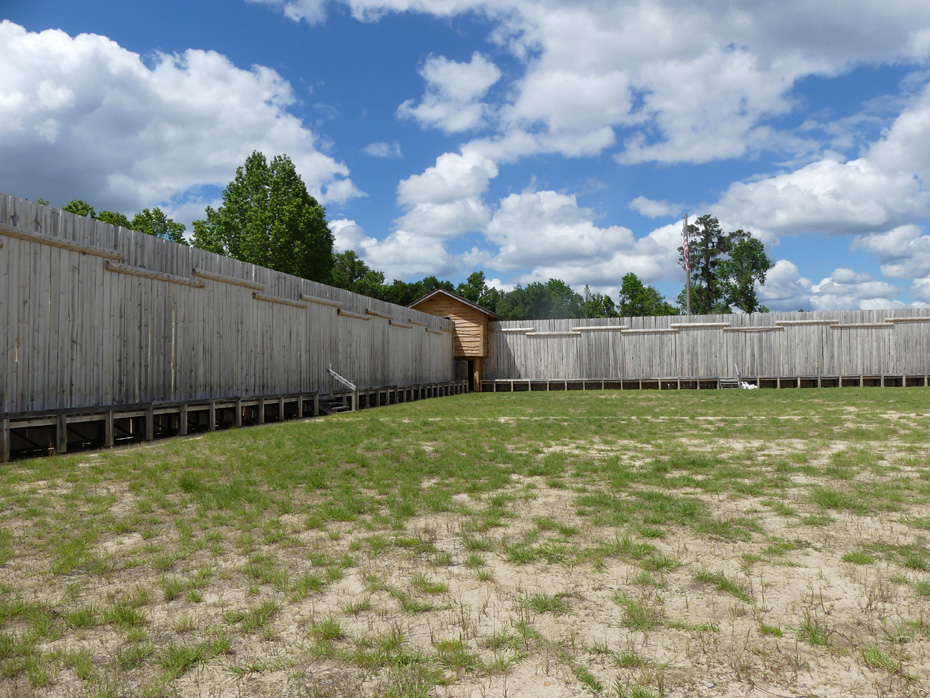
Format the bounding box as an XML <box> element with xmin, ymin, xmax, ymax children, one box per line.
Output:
<box><xmin>683</xmin><ymin>215</ymin><xmax>691</xmax><ymax>316</ymax></box>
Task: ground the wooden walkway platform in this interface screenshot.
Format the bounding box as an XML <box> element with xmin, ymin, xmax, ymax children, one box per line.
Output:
<box><xmin>0</xmin><ymin>380</ymin><xmax>466</xmax><ymax>462</ymax></box>
<box><xmin>480</xmin><ymin>374</ymin><xmax>930</xmax><ymax>392</ymax></box>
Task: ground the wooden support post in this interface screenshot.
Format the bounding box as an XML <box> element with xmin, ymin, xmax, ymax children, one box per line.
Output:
<box><xmin>297</xmin><ymin>396</ymin><xmax>304</xmax><ymax>419</ymax></box>
<box><xmin>209</xmin><ymin>402</ymin><xmax>216</xmax><ymax>431</ymax></box>
<box><xmin>235</xmin><ymin>399</ymin><xmax>243</xmax><ymax>427</ymax></box>
<box><xmin>313</xmin><ymin>394</ymin><xmax>319</xmax><ymax>417</ymax></box>
<box><xmin>278</xmin><ymin>396</ymin><xmax>285</xmax><ymax>421</ymax></box>
<box><xmin>56</xmin><ymin>414</ymin><xmax>68</xmax><ymax>454</ymax></box>
<box><xmin>1</xmin><ymin>417</ymin><xmax>9</xmax><ymax>463</ymax></box>
<box><xmin>145</xmin><ymin>406</ymin><xmax>154</xmax><ymax>441</ymax></box>
<box><xmin>105</xmin><ymin>410</ymin><xmax>114</xmax><ymax>447</ymax></box>
<box><xmin>258</xmin><ymin>400</ymin><xmax>265</xmax><ymax>425</ymax></box>
<box><xmin>179</xmin><ymin>404</ymin><xmax>188</xmax><ymax>435</ymax></box>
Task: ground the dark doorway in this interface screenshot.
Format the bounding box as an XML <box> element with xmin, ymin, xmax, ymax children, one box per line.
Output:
<box><xmin>467</xmin><ymin>359</ymin><xmax>475</xmax><ymax>392</ymax></box>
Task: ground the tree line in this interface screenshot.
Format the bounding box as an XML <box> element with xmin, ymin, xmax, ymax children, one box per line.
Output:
<box><xmin>47</xmin><ymin>150</ymin><xmax>772</xmax><ymax>320</ymax></box>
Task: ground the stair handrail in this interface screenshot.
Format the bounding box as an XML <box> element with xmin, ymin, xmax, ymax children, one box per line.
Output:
<box><xmin>327</xmin><ymin>364</ymin><xmax>358</xmax><ymax>412</ymax></box>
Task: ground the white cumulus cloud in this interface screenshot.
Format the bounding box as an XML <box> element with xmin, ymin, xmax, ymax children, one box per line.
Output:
<box><xmin>0</xmin><ymin>21</ymin><xmax>359</xmax><ymax>213</ymax></box>
<box><xmin>810</xmin><ymin>268</ymin><xmax>901</xmax><ymax>310</ymax></box>
<box><xmin>398</xmin><ymin>52</ymin><xmax>502</xmax><ymax>133</ymax></box>
<box><xmin>363</xmin><ymin>141</ymin><xmax>403</xmax><ymax>159</ymax></box>
<box><xmin>629</xmin><ymin>196</ymin><xmax>679</xmax><ymax>219</ymax></box>
<box><xmin>395</xmin><ymin>150</ymin><xmax>498</xmax><ymax>238</ymax></box>
<box><xmin>852</xmin><ymin>225</ymin><xmax>930</xmax><ymax>279</ymax></box>
<box><xmin>486</xmin><ymin>191</ymin><xmax>682</xmax><ymax>287</ymax></box>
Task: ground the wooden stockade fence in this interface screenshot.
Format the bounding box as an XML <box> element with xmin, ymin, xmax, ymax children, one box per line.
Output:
<box><xmin>0</xmin><ymin>193</ymin><xmax>459</xmax><ymax>461</ymax></box>
<box><xmin>484</xmin><ymin>312</ymin><xmax>930</xmax><ymax>391</ymax></box>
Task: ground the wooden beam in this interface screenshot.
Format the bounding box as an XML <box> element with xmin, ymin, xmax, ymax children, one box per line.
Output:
<box><xmin>252</xmin><ymin>292</ymin><xmax>309</xmax><ymax>309</ymax></box>
<box><xmin>0</xmin><ymin>222</ymin><xmax>123</xmax><ymax>260</ymax></box>
<box><xmin>337</xmin><ymin>309</ymin><xmax>370</xmax><ymax>321</ymax></box>
<box><xmin>572</xmin><ymin>325</ymin><xmax>629</xmax><ymax>332</ymax></box>
<box><xmin>300</xmin><ymin>294</ymin><xmax>344</xmax><ymax>308</ymax></box>
<box><xmin>105</xmin><ymin>261</ymin><xmax>206</xmax><ymax>288</ymax></box>
<box><xmin>193</xmin><ymin>268</ymin><xmax>264</xmax><ymax>291</ymax></box>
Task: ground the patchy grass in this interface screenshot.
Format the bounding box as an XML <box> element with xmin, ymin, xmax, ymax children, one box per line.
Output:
<box><xmin>1</xmin><ymin>389</ymin><xmax>930</xmax><ymax>697</ymax></box>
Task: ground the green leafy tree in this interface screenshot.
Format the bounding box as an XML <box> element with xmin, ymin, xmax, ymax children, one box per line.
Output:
<box><xmin>131</xmin><ymin>208</ymin><xmax>188</xmax><ymax>245</ymax></box>
<box><xmin>454</xmin><ymin>271</ymin><xmax>503</xmax><ymax>312</ymax></box>
<box><xmin>97</xmin><ymin>210</ymin><xmax>132</xmax><ymax>228</ymax></box>
<box><xmin>456</xmin><ymin>271</ymin><xmax>487</xmax><ymax>304</ymax></box>
<box><xmin>679</xmin><ymin>215</ymin><xmax>772</xmax><ymax>314</ymax></box>
<box><xmin>618</xmin><ymin>273</ymin><xmax>677</xmax><ymax>317</ymax></box>
<box><xmin>61</xmin><ymin>199</ymin><xmax>95</xmax><ymax>218</ymax></box>
<box><xmin>59</xmin><ymin>199</ymin><xmax>187</xmax><ymax>244</ymax></box>
<box><xmin>332</xmin><ymin>250</ymin><xmax>385</xmax><ymax>298</ymax></box>
<box><xmin>581</xmin><ymin>285</ymin><xmax>618</xmax><ymax>318</ymax></box>
<box><xmin>498</xmin><ymin>279</ymin><xmax>583</xmax><ymax>320</ymax></box>
<box><xmin>680</xmin><ymin>215</ymin><xmax>730</xmax><ymax>314</ymax></box>
<box><xmin>384</xmin><ymin>275</ymin><xmax>455</xmax><ymax>306</ymax></box>
<box><xmin>192</xmin><ymin>151</ymin><xmax>334</xmax><ymax>283</ymax></box>
<box><xmin>719</xmin><ymin>232</ymin><xmax>773</xmax><ymax>313</ymax></box>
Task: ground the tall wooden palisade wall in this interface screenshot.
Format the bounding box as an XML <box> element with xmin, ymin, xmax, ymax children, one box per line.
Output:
<box><xmin>486</xmin><ymin>313</ymin><xmax>930</xmax><ymax>380</ymax></box>
<box><xmin>0</xmin><ymin>193</ymin><xmax>454</xmax><ymax>415</ymax></box>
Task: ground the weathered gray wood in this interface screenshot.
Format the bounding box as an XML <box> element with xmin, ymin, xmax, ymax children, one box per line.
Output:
<box><xmin>0</xmin><ymin>193</ymin><xmax>454</xmax><ymax>417</ymax></box>
<box><xmin>56</xmin><ymin>414</ymin><xmax>67</xmax><ymax>454</ymax></box>
<box><xmin>0</xmin><ymin>221</ymin><xmax>123</xmax><ymax>259</ymax></box>
<box><xmin>1</xmin><ymin>417</ymin><xmax>9</xmax><ymax>462</ymax></box>
<box><xmin>487</xmin><ymin>310</ymin><xmax>930</xmax><ymax>381</ymax></box>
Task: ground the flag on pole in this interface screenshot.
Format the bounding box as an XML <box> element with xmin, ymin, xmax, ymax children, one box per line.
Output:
<box><xmin>682</xmin><ymin>215</ymin><xmax>690</xmax><ymax>272</ymax></box>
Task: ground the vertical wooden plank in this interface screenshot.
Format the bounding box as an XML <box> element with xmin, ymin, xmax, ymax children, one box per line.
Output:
<box><xmin>105</xmin><ymin>410</ymin><xmax>114</xmax><ymax>448</ymax></box>
<box><xmin>145</xmin><ymin>406</ymin><xmax>154</xmax><ymax>441</ymax></box>
<box><xmin>0</xmin><ymin>417</ymin><xmax>9</xmax><ymax>462</ymax></box>
<box><xmin>56</xmin><ymin>414</ymin><xmax>67</xmax><ymax>454</ymax></box>
<box><xmin>0</xmin><ymin>201</ymin><xmax>15</xmax><ymax>413</ymax></box>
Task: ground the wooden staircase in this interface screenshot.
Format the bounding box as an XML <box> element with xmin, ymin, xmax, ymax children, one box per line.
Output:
<box><xmin>719</xmin><ymin>363</ymin><xmax>742</xmax><ymax>389</ymax></box>
<box><xmin>318</xmin><ymin>395</ymin><xmax>353</xmax><ymax>415</ymax></box>
<box><xmin>321</xmin><ymin>364</ymin><xmax>357</xmax><ymax>414</ymax></box>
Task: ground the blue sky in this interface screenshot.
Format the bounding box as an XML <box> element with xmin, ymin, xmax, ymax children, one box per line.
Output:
<box><xmin>3</xmin><ymin>0</ymin><xmax>930</xmax><ymax>310</ymax></box>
